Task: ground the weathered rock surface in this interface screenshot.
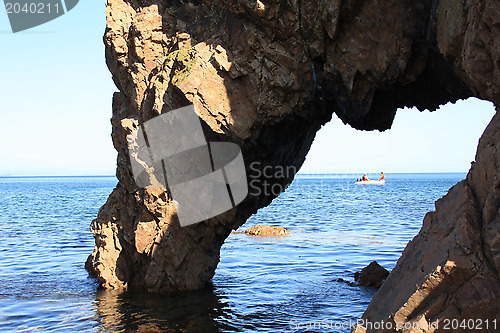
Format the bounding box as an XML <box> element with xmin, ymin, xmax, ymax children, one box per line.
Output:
<box><xmin>245</xmin><ymin>225</ymin><xmax>289</xmax><ymax>237</ymax></box>
<box><xmin>87</xmin><ymin>6</ymin><xmax>500</xmax><ymax>328</ymax></box>
<box><xmin>354</xmin><ymin>261</ymin><xmax>390</xmax><ymax>289</ymax></box>
<box><xmin>436</xmin><ymin>0</ymin><xmax>500</xmax><ymax>104</ymax></box>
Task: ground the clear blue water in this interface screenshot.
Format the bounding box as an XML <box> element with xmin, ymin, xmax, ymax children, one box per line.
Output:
<box><xmin>0</xmin><ymin>173</ymin><xmax>465</xmax><ymax>332</ymax></box>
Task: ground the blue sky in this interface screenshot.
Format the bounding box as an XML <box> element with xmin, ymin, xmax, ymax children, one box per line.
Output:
<box><xmin>0</xmin><ymin>3</ymin><xmax>496</xmax><ymax>176</ymax></box>
<box><xmin>301</xmin><ymin>98</ymin><xmax>495</xmax><ymax>174</ymax></box>
<box><xmin>0</xmin><ymin>2</ymin><xmax>116</xmax><ymax>176</ymax></box>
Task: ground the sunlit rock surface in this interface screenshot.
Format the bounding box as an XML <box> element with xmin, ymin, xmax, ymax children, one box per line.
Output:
<box><xmin>245</xmin><ymin>225</ymin><xmax>289</xmax><ymax>236</ymax></box>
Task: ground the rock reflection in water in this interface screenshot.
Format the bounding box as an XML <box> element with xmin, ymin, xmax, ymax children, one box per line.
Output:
<box><xmin>94</xmin><ymin>285</ymin><xmax>229</xmax><ymax>332</ymax></box>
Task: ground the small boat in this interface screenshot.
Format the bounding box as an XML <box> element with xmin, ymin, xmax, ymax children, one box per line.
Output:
<box><xmin>355</xmin><ymin>179</ymin><xmax>386</xmax><ymax>185</ymax></box>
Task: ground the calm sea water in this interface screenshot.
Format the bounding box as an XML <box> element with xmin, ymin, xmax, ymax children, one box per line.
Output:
<box><xmin>0</xmin><ymin>173</ymin><xmax>465</xmax><ymax>332</ymax></box>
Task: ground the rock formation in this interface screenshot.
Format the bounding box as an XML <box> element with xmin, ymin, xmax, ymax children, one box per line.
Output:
<box><xmin>352</xmin><ymin>1</ymin><xmax>500</xmax><ymax>331</ymax></box>
<box><xmin>86</xmin><ymin>1</ymin><xmax>500</xmax><ymax>328</ymax></box>
<box><xmin>245</xmin><ymin>225</ymin><xmax>289</xmax><ymax>236</ymax></box>
<box><xmin>354</xmin><ymin>261</ymin><xmax>390</xmax><ymax>289</ymax></box>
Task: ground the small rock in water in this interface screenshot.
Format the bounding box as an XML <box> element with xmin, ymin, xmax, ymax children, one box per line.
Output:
<box><xmin>245</xmin><ymin>225</ymin><xmax>289</xmax><ymax>236</ymax></box>
<box><xmin>354</xmin><ymin>261</ymin><xmax>390</xmax><ymax>288</ymax></box>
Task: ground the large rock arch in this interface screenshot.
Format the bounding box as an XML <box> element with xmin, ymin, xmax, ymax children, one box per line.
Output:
<box><xmin>87</xmin><ymin>0</ymin><xmax>499</xmax><ymax>329</ymax></box>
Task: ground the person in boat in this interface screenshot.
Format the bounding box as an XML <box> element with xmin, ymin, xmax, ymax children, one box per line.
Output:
<box><xmin>378</xmin><ymin>172</ymin><xmax>385</xmax><ymax>181</ymax></box>
<box><xmin>361</xmin><ymin>174</ymin><xmax>369</xmax><ymax>181</ymax></box>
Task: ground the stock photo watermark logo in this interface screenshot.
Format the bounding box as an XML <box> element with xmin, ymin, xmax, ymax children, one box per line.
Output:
<box><xmin>4</xmin><ymin>0</ymin><xmax>79</xmax><ymax>32</ymax></box>
<box><xmin>248</xmin><ymin>162</ymin><xmax>297</xmax><ymax>197</ymax></box>
<box><xmin>127</xmin><ymin>105</ymin><xmax>248</xmax><ymax>227</ymax></box>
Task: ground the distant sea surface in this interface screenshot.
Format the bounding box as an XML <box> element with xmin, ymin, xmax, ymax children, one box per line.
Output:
<box><xmin>0</xmin><ymin>173</ymin><xmax>465</xmax><ymax>332</ymax></box>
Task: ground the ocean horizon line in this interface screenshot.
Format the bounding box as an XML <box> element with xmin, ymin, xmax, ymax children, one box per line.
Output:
<box><xmin>0</xmin><ymin>171</ymin><xmax>468</xmax><ymax>178</ymax></box>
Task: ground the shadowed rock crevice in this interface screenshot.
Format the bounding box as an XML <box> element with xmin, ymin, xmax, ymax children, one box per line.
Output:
<box><xmin>87</xmin><ymin>2</ymin><xmax>500</xmax><ymax>325</ymax></box>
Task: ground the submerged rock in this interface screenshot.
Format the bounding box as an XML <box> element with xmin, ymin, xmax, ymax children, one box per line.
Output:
<box><xmin>354</xmin><ymin>261</ymin><xmax>389</xmax><ymax>288</ymax></box>
<box><xmin>245</xmin><ymin>225</ymin><xmax>289</xmax><ymax>237</ymax></box>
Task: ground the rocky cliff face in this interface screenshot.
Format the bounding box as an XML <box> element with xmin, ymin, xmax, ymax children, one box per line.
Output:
<box><xmin>86</xmin><ymin>0</ymin><xmax>500</xmax><ymax>326</ymax></box>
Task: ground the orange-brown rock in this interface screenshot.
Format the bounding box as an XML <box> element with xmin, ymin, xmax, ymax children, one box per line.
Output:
<box><xmin>87</xmin><ymin>3</ymin><xmax>500</xmax><ymax>319</ymax></box>
<box><xmin>245</xmin><ymin>225</ymin><xmax>289</xmax><ymax>237</ymax></box>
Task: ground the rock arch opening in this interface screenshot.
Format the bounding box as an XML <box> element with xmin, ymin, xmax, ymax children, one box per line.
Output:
<box><xmin>301</xmin><ymin>98</ymin><xmax>495</xmax><ymax>175</ymax></box>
